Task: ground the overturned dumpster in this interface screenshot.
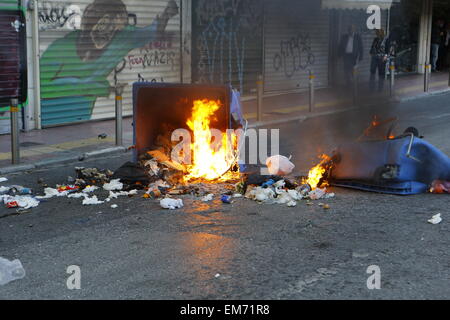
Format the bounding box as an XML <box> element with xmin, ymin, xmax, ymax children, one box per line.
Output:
<box><xmin>329</xmin><ymin>133</ymin><xmax>450</xmax><ymax>195</ymax></box>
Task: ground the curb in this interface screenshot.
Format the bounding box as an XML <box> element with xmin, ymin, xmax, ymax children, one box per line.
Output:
<box><xmin>249</xmin><ymin>89</ymin><xmax>450</xmax><ymax>128</ymax></box>
<box><xmin>0</xmin><ymin>146</ymin><xmax>127</xmax><ymax>175</ymax></box>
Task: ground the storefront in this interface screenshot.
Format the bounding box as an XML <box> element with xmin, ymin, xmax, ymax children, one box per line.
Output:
<box><xmin>191</xmin><ymin>0</ymin><xmax>263</xmax><ymax>96</ymax></box>
<box><xmin>37</xmin><ymin>0</ymin><xmax>182</xmax><ymax>126</ymax></box>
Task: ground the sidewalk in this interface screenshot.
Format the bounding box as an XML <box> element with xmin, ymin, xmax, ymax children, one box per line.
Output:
<box><xmin>0</xmin><ymin>71</ymin><xmax>449</xmax><ymax>170</ymax></box>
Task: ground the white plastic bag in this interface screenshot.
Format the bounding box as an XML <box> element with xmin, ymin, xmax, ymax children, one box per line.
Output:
<box><xmin>266</xmin><ymin>155</ymin><xmax>295</xmax><ymax>176</ymax></box>
<box><xmin>0</xmin><ymin>257</ymin><xmax>25</xmax><ymax>286</ymax></box>
<box><xmin>160</xmin><ymin>198</ymin><xmax>184</xmax><ymax>210</ymax></box>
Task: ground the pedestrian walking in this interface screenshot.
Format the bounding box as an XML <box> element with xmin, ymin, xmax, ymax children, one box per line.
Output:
<box><xmin>339</xmin><ymin>25</ymin><xmax>364</xmax><ymax>87</ymax></box>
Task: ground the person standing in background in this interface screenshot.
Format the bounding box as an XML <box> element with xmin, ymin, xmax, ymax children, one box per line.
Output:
<box><xmin>370</xmin><ymin>28</ymin><xmax>390</xmax><ymax>92</ymax></box>
<box><xmin>430</xmin><ymin>19</ymin><xmax>445</xmax><ymax>72</ymax></box>
<box><xmin>339</xmin><ymin>25</ymin><xmax>364</xmax><ymax>87</ymax></box>
<box><xmin>444</xmin><ymin>22</ymin><xmax>450</xmax><ymax>70</ymax></box>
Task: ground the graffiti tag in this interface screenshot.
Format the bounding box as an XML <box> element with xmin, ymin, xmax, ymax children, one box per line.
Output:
<box><xmin>38</xmin><ymin>1</ymin><xmax>81</xmax><ymax>31</ymax></box>
<box><xmin>273</xmin><ymin>33</ymin><xmax>315</xmax><ymax>78</ymax></box>
<box><xmin>194</xmin><ymin>0</ymin><xmax>262</xmax><ymax>93</ymax></box>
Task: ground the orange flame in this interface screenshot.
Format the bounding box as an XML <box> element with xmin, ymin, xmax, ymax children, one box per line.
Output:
<box><xmin>184</xmin><ymin>99</ymin><xmax>239</xmax><ymax>182</ymax></box>
<box><xmin>302</xmin><ymin>154</ymin><xmax>331</xmax><ymax>189</ymax></box>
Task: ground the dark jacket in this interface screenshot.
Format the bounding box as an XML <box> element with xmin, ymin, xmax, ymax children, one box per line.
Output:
<box><xmin>431</xmin><ymin>25</ymin><xmax>445</xmax><ymax>45</ymax></box>
<box><xmin>339</xmin><ymin>33</ymin><xmax>364</xmax><ymax>61</ymax></box>
<box><xmin>370</xmin><ymin>36</ymin><xmax>390</xmax><ymax>57</ymax></box>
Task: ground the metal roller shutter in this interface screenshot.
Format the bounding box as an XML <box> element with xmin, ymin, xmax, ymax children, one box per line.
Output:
<box><xmin>0</xmin><ymin>0</ymin><xmax>26</xmax><ymax>134</ymax></box>
<box><xmin>263</xmin><ymin>0</ymin><xmax>330</xmax><ymax>93</ymax></box>
<box><xmin>191</xmin><ymin>0</ymin><xmax>264</xmax><ymax>95</ymax></box>
<box><xmin>38</xmin><ymin>0</ymin><xmax>181</xmax><ymax>126</ymax></box>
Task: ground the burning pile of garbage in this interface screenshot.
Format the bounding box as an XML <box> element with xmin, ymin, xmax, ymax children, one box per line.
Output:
<box><xmin>0</xmin><ymin>98</ymin><xmax>338</xmax><ymax>212</ymax></box>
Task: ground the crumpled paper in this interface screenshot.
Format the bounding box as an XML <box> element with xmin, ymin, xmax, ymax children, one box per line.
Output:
<box><xmin>428</xmin><ymin>213</ymin><xmax>442</xmax><ymax>225</ymax></box>
<box><xmin>103</xmin><ymin>179</ymin><xmax>123</xmax><ymax>191</ymax></box>
<box><xmin>160</xmin><ymin>198</ymin><xmax>184</xmax><ymax>210</ymax></box>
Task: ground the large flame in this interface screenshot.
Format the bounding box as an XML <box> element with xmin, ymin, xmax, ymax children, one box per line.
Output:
<box><xmin>303</xmin><ymin>154</ymin><xmax>331</xmax><ymax>189</ymax></box>
<box><xmin>184</xmin><ymin>99</ymin><xmax>238</xmax><ymax>182</ymax></box>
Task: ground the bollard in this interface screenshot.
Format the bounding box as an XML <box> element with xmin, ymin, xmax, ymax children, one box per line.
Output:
<box><xmin>10</xmin><ymin>98</ymin><xmax>20</xmax><ymax>164</ymax></box>
<box><xmin>115</xmin><ymin>87</ymin><xmax>123</xmax><ymax>146</ymax></box>
<box><xmin>256</xmin><ymin>74</ymin><xmax>263</xmax><ymax>122</ymax></box>
<box><xmin>309</xmin><ymin>70</ymin><xmax>315</xmax><ymax>112</ymax></box>
<box><xmin>424</xmin><ymin>64</ymin><xmax>430</xmax><ymax>92</ymax></box>
<box><xmin>352</xmin><ymin>65</ymin><xmax>358</xmax><ymax>106</ymax></box>
<box><xmin>389</xmin><ymin>61</ymin><xmax>395</xmax><ymax>97</ymax></box>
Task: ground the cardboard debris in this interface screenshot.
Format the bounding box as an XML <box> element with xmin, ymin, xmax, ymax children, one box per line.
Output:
<box><xmin>147</xmin><ymin>150</ymin><xmax>186</xmax><ymax>172</ymax></box>
<box><xmin>144</xmin><ymin>159</ymin><xmax>160</xmax><ymax>176</ymax></box>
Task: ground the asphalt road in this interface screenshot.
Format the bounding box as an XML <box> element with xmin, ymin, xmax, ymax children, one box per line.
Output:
<box><xmin>1</xmin><ymin>92</ymin><xmax>450</xmax><ymax>299</ymax></box>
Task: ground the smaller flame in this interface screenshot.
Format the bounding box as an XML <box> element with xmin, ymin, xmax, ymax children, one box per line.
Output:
<box><xmin>303</xmin><ymin>154</ymin><xmax>331</xmax><ymax>189</ymax></box>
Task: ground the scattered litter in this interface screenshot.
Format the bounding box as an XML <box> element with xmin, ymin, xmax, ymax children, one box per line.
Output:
<box><xmin>144</xmin><ymin>159</ymin><xmax>160</xmax><ymax>176</ymax></box>
<box><xmin>428</xmin><ymin>213</ymin><xmax>442</xmax><ymax>225</ymax></box>
<box><xmin>160</xmin><ymin>198</ymin><xmax>184</xmax><ymax>210</ymax></box>
<box><xmin>111</xmin><ymin>162</ymin><xmax>149</xmax><ymax>187</ymax></box>
<box><xmin>287</xmin><ymin>200</ymin><xmax>297</xmax><ymax>207</ymax></box>
<box><xmin>0</xmin><ymin>257</ymin><xmax>25</xmax><ymax>286</ymax></box>
<box><xmin>323</xmin><ymin>204</ymin><xmax>331</xmax><ymax>210</ymax></box>
<box><xmin>221</xmin><ymin>195</ymin><xmax>232</xmax><ymax>204</ymax></box>
<box><xmin>0</xmin><ymin>185</ymin><xmax>32</xmax><ymax>195</ymax></box>
<box><xmin>246</xmin><ymin>187</ymin><xmax>275</xmax><ymax>202</ymax></box>
<box><xmin>76</xmin><ymin>167</ymin><xmax>113</xmax><ymax>183</ymax></box>
<box><xmin>215</xmin><ymin>273</ymin><xmax>221</xmax><ymax>278</ymax></box>
<box><xmin>233</xmin><ymin>193</ymin><xmax>243</xmax><ymax>198</ymax></box>
<box><xmin>82</xmin><ymin>195</ymin><xmax>104</xmax><ymax>205</ymax></box>
<box><xmin>103</xmin><ymin>179</ymin><xmax>123</xmax><ymax>191</ymax></box>
<box><xmin>261</xmin><ymin>179</ymin><xmax>275</xmax><ymax>188</ymax></box>
<box><xmin>57</xmin><ymin>185</ymin><xmax>79</xmax><ymax>193</ymax></box>
<box><xmin>82</xmin><ymin>185</ymin><xmax>99</xmax><ymax>193</ymax></box>
<box><xmin>266</xmin><ymin>155</ymin><xmax>295</xmax><ymax>176</ymax></box>
<box><xmin>275</xmin><ymin>192</ymin><xmax>293</xmax><ymax>205</ymax></box>
<box><xmin>36</xmin><ymin>187</ymin><xmax>67</xmax><ymax>199</ymax></box>
<box><xmin>274</xmin><ymin>180</ymin><xmax>286</xmax><ymax>188</ymax></box>
<box><xmin>430</xmin><ymin>180</ymin><xmax>450</xmax><ymax>194</ymax></box>
<box><xmin>287</xmin><ymin>189</ymin><xmax>302</xmax><ymax>201</ymax></box>
<box><xmin>67</xmin><ymin>193</ymin><xmax>88</xmax><ymax>199</ymax></box>
<box><xmin>1</xmin><ymin>195</ymin><xmax>40</xmax><ymax>209</ymax></box>
<box><xmin>108</xmin><ymin>190</ymin><xmax>138</xmax><ymax>199</ymax></box>
<box><xmin>0</xmin><ymin>177</ymin><xmax>8</xmax><ymax>183</ymax></box>
<box><xmin>202</xmin><ymin>194</ymin><xmax>214</xmax><ymax>202</ymax></box>
<box><xmin>308</xmin><ymin>188</ymin><xmax>327</xmax><ymax>200</ymax></box>
<box><xmin>111</xmin><ymin>204</ymin><xmax>118</xmax><ymax>209</ymax></box>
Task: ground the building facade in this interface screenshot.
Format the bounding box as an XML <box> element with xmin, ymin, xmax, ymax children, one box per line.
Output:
<box><xmin>0</xmin><ymin>0</ymin><xmax>443</xmax><ymax>133</ymax></box>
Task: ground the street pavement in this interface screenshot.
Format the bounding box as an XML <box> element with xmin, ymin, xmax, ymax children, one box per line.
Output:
<box><xmin>0</xmin><ymin>92</ymin><xmax>450</xmax><ymax>299</ymax></box>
